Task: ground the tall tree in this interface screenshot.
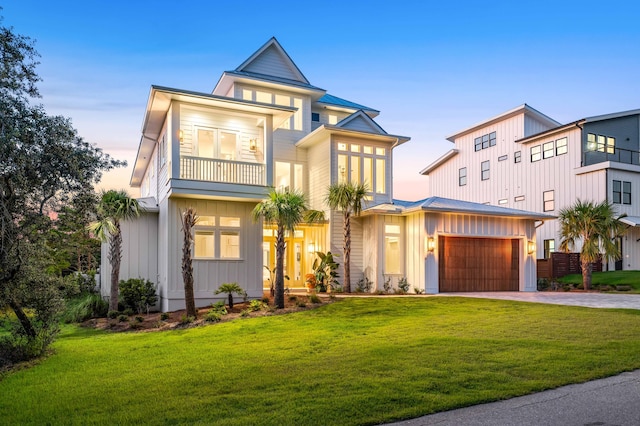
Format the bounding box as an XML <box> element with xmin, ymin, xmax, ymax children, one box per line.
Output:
<box><xmin>91</xmin><ymin>190</ymin><xmax>142</xmax><ymax>312</ymax></box>
<box><xmin>252</xmin><ymin>189</ymin><xmax>323</xmax><ymax>308</ymax></box>
<box><xmin>181</xmin><ymin>208</ymin><xmax>198</xmax><ymax>318</ymax></box>
<box><xmin>559</xmin><ymin>199</ymin><xmax>626</xmax><ymax>290</ymax></box>
<box><xmin>326</xmin><ymin>182</ymin><xmax>368</xmax><ymax>293</ymax></box>
<box><xmin>0</xmin><ymin>13</ymin><xmax>121</xmax><ymax>351</ymax></box>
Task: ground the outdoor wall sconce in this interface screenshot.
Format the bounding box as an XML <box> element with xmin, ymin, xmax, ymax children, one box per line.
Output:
<box><xmin>249</xmin><ymin>138</ymin><xmax>257</xmax><ymax>152</ymax></box>
<box><xmin>527</xmin><ymin>240</ymin><xmax>536</xmax><ymax>255</ymax></box>
<box><xmin>307</xmin><ymin>242</ymin><xmax>315</xmax><ymax>253</ymax></box>
<box><xmin>179</xmin><ymin>129</ymin><xmax>184</xmax><ymax>142</ymax></box>
<box><xmin>427</xmin><ymin>237</ymin><xmax>436</xmax><ymax>252</ymax></box>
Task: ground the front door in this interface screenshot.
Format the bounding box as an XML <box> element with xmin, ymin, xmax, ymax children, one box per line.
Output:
<box><xmin>262</xmin><ymin>229</ymin><xmax>306</xmax><ymax>289</ymax></box>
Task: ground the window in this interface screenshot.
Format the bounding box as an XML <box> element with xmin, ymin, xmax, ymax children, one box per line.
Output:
<box><xmin>194</xmin><ymin>216</ymin><xmax>241</xmax><ymax>259</ymax></box>
<box><xmin>384</xmin><ymin>224</ymin><xmax>401</xmax><ymax>274</ymax></box>
<box><xmin>328</xmin><ymin>114</ymin><xmax>338</xmax><ymax>125</ymax></box>
<box><xmin>514</xmin><ymin>151</ymin><xmax>521</xmax><ymax>163</ymax></box>
<box><xmin>514</xmin><ymin>195</ymin><xmax>525</xmax><ymax>202</ymax></box>
<box><xmin>556</xmin><ymin>137</ymin><xmax>568</xmax><ymax>155</ymax></box>
<box><xmin>376</xmin><ymin>159</ymin><xmax>386</xmax><ymax>193</ymax></box>
<box><xmin>311</xmin><ymin>112</ymin><xmax>320</xmax><ymax>122</ymax></box>
<box><xmin>498</xmin><ymin>155</ymin><xmax>508</xmax><ymax>162</ymax></box>
<box><xmin>159</xmin><ymin>134</ymin><xmax>167</xmax><ymax>167</ymax></box>
<box><xmin>276</xmin><ymin>161</ymin><xmax>304</xmax><ymax>191</ymax></box>
<box><xmin>613</xmin><ymin>180</ymin><xmax>631</xmax><ymax>205</ymax></box>
<box><xmin>474</xmin><ymin>131</ymin><xmax>497</xmax><ymax>151</ymax></box>
<box><xmin>531</xmin><ymin>145</ymin><xmax>541</xmax><ymax>162</ymax></box>
<box><xmin>196</xmin><ymin>128</ymin><xmax>237</xmax><ymax>160</ymax></box>
<box><xmin>498</xmin><ymin>198</ymin><xmax>507</xmax><ymax>205</ymax></box>
<box><xmin>543</xmin><ymin>141</ymin><xmax>554</xmax><ymax>159</ymax></box>
<box><xmin>363</xmin><ymin>157</ymin><xmax>373</xmax><ymax>188</ymax></box>
<box><xmin>338</xmin><ymin>155</ymin><xmax>348</xmax><ymax>184</ymax></box>
<box><xmin>350</xmin><ymin>156</ymin><xmax>360</xmax><ymax>184</ymax></box>
<box><xmin>459</xmin><ymin>167</ymin><xmax>467</xmax><ymax>186</ymax></box>
<box><xmin>588</xmin><ymin>133</ymin><xmax>615</xmax><ymax>154</ymax></box>
<box><xmin>337</xmin><ymin>142</ymin><xmax>386</xmax><ymax>193</ymax></box>
<box><xmin>481</xmin><ymin>160</ymin><xmax>490</xmax><ymax>181</ymax></box>
<box><xmin>543</xmin><ymin>190</ymin><xmax>554</xmax><ymax>212</ymax></box>
<box><xmin>544</xmin><ymin>239</ymin><xmax>555</xmax><ymax>259</ymax></box>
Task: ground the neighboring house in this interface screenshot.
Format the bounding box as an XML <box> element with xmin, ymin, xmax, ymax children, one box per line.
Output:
<box><xmin>422</xmin><ymin>104</ymin><xmax>640</xmax><ymax>270</ymax></box>
<box><xmin>102</xmin><ymin>39</ymin><xmax>550</xmax><ymax>311</ymax></box>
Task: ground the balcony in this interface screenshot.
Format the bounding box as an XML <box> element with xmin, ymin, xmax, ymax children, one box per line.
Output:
<box><xmin>583</xmin><ymin>147</ymin><xmax>640</xmax><ymax>166</ymax></box>
<box><xmin>180</xmin><ymin>156</ymin><xmax>265</xmax><ymax>186</ymax></box>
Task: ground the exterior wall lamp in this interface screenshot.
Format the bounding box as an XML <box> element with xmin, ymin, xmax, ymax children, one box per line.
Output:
<box><xmin>527</xmin><ymin>240</ymin><xmax>536</xmax><ymax>255</ymax></box>
<box><xmin>179</xmin><ymin>129</ymin><xmax>184</xmax><ymax>142</ymax></box>
<box><xmin>307</xmin><ymin>242</ymin><xmax>315</xmax><ymax>253</ymax></box>
<box><xmin>249</xmin><ymin>138</ymin><xmax>257</xmax><ymax>152</ymax></box>
<box><xmin>427</xmin><ymin>236</ymin><xmax>436</xmax><ymax>252</ymax></box>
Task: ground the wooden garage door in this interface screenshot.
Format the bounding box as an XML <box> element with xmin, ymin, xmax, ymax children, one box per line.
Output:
<box><xmin>439</xmin><ymin>236</ymin><xmax>519</xmax><ymax>292</ymax></box>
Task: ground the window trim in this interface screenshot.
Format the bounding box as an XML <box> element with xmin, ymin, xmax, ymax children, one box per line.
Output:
<box><xmin>458</xmin><ymin>167</ymin><xmax>467</xmax><ymax>186</ymax></box>
<box><xmin>481</xmin><ymin>160</ymin><xmax>490</xmax><ymax>181</ymax></box>
<box><xmin>193</xmin><ymin>216</ymin><xmax>242</xmax><ymax>260</ymax></box>
<box><xmin>543</xmin><ymin>190</ymin><xmax>555</xmax><ymax>212</ymax></box>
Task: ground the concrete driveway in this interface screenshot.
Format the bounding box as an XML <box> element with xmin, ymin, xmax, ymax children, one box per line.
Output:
<box><xmin>436</xmin><ymin>291</ymin><xmax>640</xmax><ymax>310</ymax></box>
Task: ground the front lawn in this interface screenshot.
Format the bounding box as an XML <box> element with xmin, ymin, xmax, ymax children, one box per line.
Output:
<box><xmin>557</xmin><ymin>270</ymin><xmax>640</xmax><ymax>292</ymax></box>
<box><xmin>1</xmin><ymin>297</ymin><xmax>640</xmax><ymax>425</ymax></box>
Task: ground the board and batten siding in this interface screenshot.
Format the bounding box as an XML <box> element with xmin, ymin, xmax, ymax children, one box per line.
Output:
<box><xmin>329</xmin><ymin>214</ymin><xmax>364</xmax><ymax>289</ymax></box>
<box><xmin>162</xmin><ymin>198</ymin><xmax>262</xmax><ymax>312</ymax></box>
<box><xmin>306</xmin><ymin>138</ymin><xmax>331</xmax><ymax>212</ymax></box>
<box><xmin>100</xmin><ymin>213</ymin><xmax>159</xmax><ymax>305</ymax></box>
<box><xmin>241</xmin><ymin>44</ymin><xmax>302</xmax><ymax>82</ymax></box>
<box><xmin>422</xmin><ymin>212</ymin><xmax>537</xmax><ymax>293</ymax></box>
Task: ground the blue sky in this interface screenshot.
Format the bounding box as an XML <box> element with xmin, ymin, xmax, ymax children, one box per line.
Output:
<box><xmin>4</xmin><ymin>1</ymin><xmax>640</xmax><ymax>200</ymax></box>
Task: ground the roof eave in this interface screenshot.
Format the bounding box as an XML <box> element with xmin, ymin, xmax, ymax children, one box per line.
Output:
<box><xmin>420</xmin><ymin>149</ymin><xmax>459</xmax><ymax>175</ymax></box>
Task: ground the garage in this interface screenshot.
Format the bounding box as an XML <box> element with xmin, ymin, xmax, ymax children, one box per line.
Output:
<box><xmin>438</xmin><ymin>236</ymin><xmax>519</xmax><ymax>292</ymax></box>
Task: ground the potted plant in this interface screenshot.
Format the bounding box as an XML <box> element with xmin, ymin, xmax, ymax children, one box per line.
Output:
<box><xmin>305</xmin><ymin>273</ymin><xmax>317</xmax><ymax>293</ymax></box>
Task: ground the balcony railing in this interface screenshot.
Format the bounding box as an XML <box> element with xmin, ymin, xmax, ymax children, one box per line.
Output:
<box><xmin>180</xmin><ymin>156</ymin><xmax>265</xmax><ymax>186</ymax></box>
<box><xmin>584</xmin><ymin>147</ymin><xmax>640</xmax><ymax>166</ymax></box>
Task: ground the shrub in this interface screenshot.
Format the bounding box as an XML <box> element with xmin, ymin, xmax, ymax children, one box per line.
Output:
<box><xmin>0</xmin><ymin>331</ymin><xmax>54</xmax><ymax>368</ymax></box>
<box><xmin>261</xmin><ymin>297</ymin><xmax>270</xmax><ymax>304</ymax></box>
<box><xmin>117</xmin><ymin>315</ymin><xmax>128</xmax><ymax>323</ymax></box>
<box><xmin>58</xmin><ymin>272</ymin><xmax>97</xmax><ymax>300</ymax></box>
<box><xmin>134</xmin><ymin>316</ymin><xmax>144</xmax><ymax>323</ymax></box>
<box><xmin>288</xmin><ymin>295</ymin><xmax>298</xmax><ymax>302</ymax></box>
<box><xmin>296</xmin><ymin>301</ymin><xmax>307</xmax><ymax>308</ymax></box>
<box><xmin>413</xmin><ymin>287</ymin><xmax>424</xmax><ymax>295</ymax></box>
<box><xmin>210</xmin><ymin>301</ymin><xmax>228</xmax><ymax>315</ymax></box>
<box><xmin>123</xmin><ymin>308</ymin><xmax>134</xmax><ymax>316</ymax></box>
<box><xmin>160</xmin><ymin>313</ymin><xmax>169</xmax><ymax>321</ymax></box>
<box><xmin>309</xmin><ymin>294</ymin><xmax>321</xmax><ymax>304</ymax></box>
<box><xmin>214</xmin><ymin>282</ymin><xmax>244</xmax><ymax>309</ymax></box>
<box><xmin>107</xmin><ymin>310</ymin><xmax>119</xmax><ymax>319</ymax></box>
<box><xmin>537</xmin><ymin>278</ymin><xmax>550</xmax><ymax>291</ymax></box>
<box><xmin>356</xmin><ymin>277</ymin><xmax>373</xmax><ymax>293</ymax></box>
<box><xmin>249</xmin><ymin>300</ymin><xmax>266</xmax><ymax>312</ymax></box>
<box><xmin>204</xmin><ymin>311</ymin><xmax>222</xmax><ymax>323</ymax></box>
<box><xmin>180</xmin><ymin>314</ymin><xmax>195</xmax><ymax>324</ymax></box>
<box><xmin>240</xmin><ymin>309</ymin><xmax>250</xmax><ymax>317</ymax></box>
<box><xmin>62</xmin><ymin>293</ymin><xmax>108</xmax><ymax>323</ymax></box>
<box><xmin>383</xmin><ymin>276</ymin><xmax>392</xmax><ymax>293</ymax></box>
<box><xmin>119</xmin><ymin>278</ymin><xmax>158</xmax><ymax>314</ymax></box>
<box><xmin>397</xmin><ymin>278</ymin><xmax>410</xmax><ymax>294</ymax></box>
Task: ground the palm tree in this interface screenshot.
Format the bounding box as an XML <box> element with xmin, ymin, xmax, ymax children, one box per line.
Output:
<box><xmin>181</xmin><ymin>207</ymin><xmax>198</xmax><ymax>318</ymax></box>
<box><xmin>91</xmin><ymin>190</ymin><xmax>142</xmax><ymax>312</ymax></box>
<box><xmin>559</xmin><ymin>199</ymin><xmax>627</xmax><ymax>290</ymax></box>
<box><xmin>326</xmin><ymin>182</ymin><xmax>368</xmax><ymax>293</ymax></box>
<box><xmin>252</xmin><ymin>189</ymin><xmax>323</xmax><ymax>309</ymax></box>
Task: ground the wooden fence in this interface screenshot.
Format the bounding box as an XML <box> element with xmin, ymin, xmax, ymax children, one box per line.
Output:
<box><xmin>537</xmin><ymin>252</ymin><xmax>603</xmax><ymax>279</ymax></box>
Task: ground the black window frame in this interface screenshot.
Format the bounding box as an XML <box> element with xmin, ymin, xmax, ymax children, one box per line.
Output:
<box><xmin>544</xmin><ymin>239</ymin><xmax>555</xmax><ymax>259</ymax></box>
<box><xmin>458</xmin><ymin>167</ymin><xmax>467</xmax><ymax>186</ymax></box>
<box><xmin>556</xmin><ymin>137</ymin><xmax>568</xmax><ymax>155</ymax></box>
<box><xmin>543</xmin><ymin>141</ymin><xmax>554</xmax><ymax>159</ymax></box>
<box><xmin>481</xmin><ymin>160</ymin><xmax>490</xmax><ymax>181</ymax></box>
<box><xmin>531</xmin><ymin>145</ymin><xmax>541</xmax><ymax>162</ymax></box>
<box><xmin>514</xmin><ymin>151</ymin><xmax>521</xmax><ymax>163</ymax></box>
<box><xmin>311</xmin><ymin>112</ymin><xmax>320</xmax><ymax>122</ymax></box>
<box><xmin>543</xmin><ymin>190</ymin><xmax>554</xmax><ymax>212</ymax></box>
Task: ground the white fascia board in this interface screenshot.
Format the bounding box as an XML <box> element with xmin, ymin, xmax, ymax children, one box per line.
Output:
<box><xmin>419</xmin><ymin>149</ymin><xmax>459</xmax><ymax>175</ymax></box>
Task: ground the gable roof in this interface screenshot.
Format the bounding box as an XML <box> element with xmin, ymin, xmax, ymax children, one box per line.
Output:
<box><xmin>365</xmin><ymin>196</ymin><xmax>555</xmax><ymax>220</ymax></box>
<box><xmin>317</xmin><ymin>93</ymin><xmax>379</xmax><ymax>115</ymax></box>
<box><xmin>336</xmin><ymin>110</ymin><xmax>387</xmax><ymax>134</ymax></box>
<box><xmin>236</xmin><ymin>37</ymin><xmax>310</xmax><ymax>84</ymax></box>
<box><xmin>420</xmin><ymin>149</ymin><xmax>459</xmax><ymax>175</ymax></box>
<box><xmin>446</xmin><ymin>104</ymin><xmax>560</xmax><ymax>142</ymax></box>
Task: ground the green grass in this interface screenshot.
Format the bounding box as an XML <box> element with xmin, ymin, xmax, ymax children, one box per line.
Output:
<box><xmin>557</xmin><ymin>270</ymin><xmax>640</xmax><ymax>291</ymax></box>
<box><xmin>2</xmin><ymin>298</ymin><xmax>640</xmax><ymax>425</ymax></box>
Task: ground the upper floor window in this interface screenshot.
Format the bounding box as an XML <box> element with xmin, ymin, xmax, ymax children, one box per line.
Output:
<box><xmin>481</xmin><ymin>160</ymin><xmax>490</xmax><ymax>181</ymax></box>
<box><xmin>556</xmin><ymin>137</ymin><xmax>568</xmax><ymax>155</ymax></box>
<box><xmin>242</xmin><ymin>88</ymin><xmax>303</xmax><ymax>130</ymax></box>
<box><xmin>613</xmin><ymin>180</ymin><xmax>631</xmax><ymax>205</ymax></box>
<box><xmin>531</xmin><ymin>145</ymin><xmax>541</xmax><ymax>162</ymax></box>
<box><xmin>159</xmin><ymin>134</ymin><xmax>167</xmax><ymax>167</ymax></box>
<box><xmin>587</xmin><ymin>133</ymin><xmax>615</xmax><ymax>154</ymax></box>
<box><xmin>311</xmin><ymin>112</ymin><xmax>320</xmax><ymax>122</ymax></box>
<box><xmin>195</xmin><ymin>127</ymin><xmax>237</xmax><ymax>160</ymax></box>
<box><xmin>474</xmin><ymin>131</ymin><xmax>497</xmax><ymax>151</ymax></box>
<box><xmin>514</xmin><ymin>151</ymin><xmax>521</xmax><ymax>163</ymax></box>
<box><xmin>458</xmin><ymin>167</ymin><xmax>467</xmax><ymax>186</ymax></box>
<box><xmin>328</xmin><ymin>114</ymin><xmax>338</xmax><ymax>125</ymax></box>
<box><xmin>275</xmin><ymin>161</ymin><xmax>304</xmax><ymax>192</ymax></box>
<box><xmin>337</xmin><ymin>142</ymin><xmax>386</xmax><ymax>194</ymax></box>
<box><xmin>543</xmin><ymin>190</ymin><xmax>554</xmax><ymax>212</ymax></box>
<box><xmin>543</xmin><ymin>141</ymin><xmax>554</xmax><ymax>159</ymax></box>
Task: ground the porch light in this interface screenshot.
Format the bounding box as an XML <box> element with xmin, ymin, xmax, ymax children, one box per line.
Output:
<box><xmin>179</xmin><ymin>129</ymin><xmax>184</xmax><ymax>142</ymax></box>
<box><xmin>426</xmin><ymin>237</ymin><xmax>436</xmax><ymax>252</ymax></box>
<box><xmin>307</xmin><ymin>242</ymin><xmax>315</xmax><ymax>253</ymax></box>
<box><xmin>249</xmin><ymin>138</ymin><xmax>257</xmax><ymax>152</ymax></box>
<box><xmin>527</xmin><ymin>240</ymin><xmax>536</xmax><ymax>254</ymax></box>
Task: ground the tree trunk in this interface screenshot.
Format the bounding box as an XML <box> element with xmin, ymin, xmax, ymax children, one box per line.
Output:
<box><xmin>582</xmin><ymin>258</ymin><xmax>592</xmax><ymax>290</ymax></box>
<box><xmin>108</xmin><ymin>221</ymin><xmax>122</xmax><ymax>312</ymax></box>
<box><xmin>343</xmin><ymin>211</ymin><xmax>351</xmax><ymax>293</ymax></box>
<box><xmin>274</xmin><ymin>225</ymin><xmax>286</xmax><ymax>309</ymax></box>
<box><xmin>181</xmin><ymin>208</ymin><xmax>197</xmax><ymax>318</ymax></box>
<box><xmin>8</xmin><ymin>299</ymin><xmax>36</xmax><ymax>338</ymax></box>
<box><xmin>228</xmin><ymin>293</ymin><xmax>234</xmax><ymax>309</ymax></box>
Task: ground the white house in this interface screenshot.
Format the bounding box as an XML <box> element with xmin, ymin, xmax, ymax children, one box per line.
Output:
<box><xmin>102</xmin><ymin>39</ymin><xmax>550</xmax><ymax>311</ymax></box>
<box><xmin>422</xmin><ymin>104</ymin><xmax>640</xmax><ymax>270</ymax></box>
